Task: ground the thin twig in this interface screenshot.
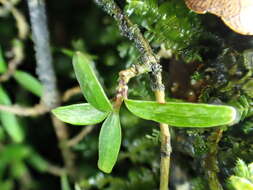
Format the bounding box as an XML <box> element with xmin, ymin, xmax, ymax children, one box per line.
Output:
<box><xmin>0</xmin><ymin>103</ymin><xmax>48</xmax><ymax>116</ymax></box>
<box><xmin>62</xmin><ymin>86</ymin><xmax>81</xmax><ymax>102</ymax></box>
<box><xmin>46</xmin><ymin>161</ymin><xmax>65</xmax><ymax>176</ymax></box>
<box><xmin>94</xmin><ymin>0</ymin><xmax>157</xmax><ymax>69</ymax></box>
<box><xmin>51</xmin><ymin>115</ymin><xmax>75</xmax><ymax>176</ymax></box>
<box><xmin>114</xmin><ymin>64</ymin><xmax>150</xmax><ymax>109</ymax></box>
<box><xmin>67</xmin><ymin>126</ymin><xmax>94</xmax><ymax>147</ymax></box>
<box><xmin>155</xmin><ymin>91</ymin><xmax>171</xmax><ymax>190</ymax></box>
<box><xmin>94</xmin><ymin>1</ymin><xmax>171</xmax><ymax>189</ymax></box>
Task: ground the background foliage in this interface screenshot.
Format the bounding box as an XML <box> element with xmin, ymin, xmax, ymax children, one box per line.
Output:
<box><xmin>0</xmin><ymin>0</ymin><xmax>253</xmax><ymax>190</ymax></box>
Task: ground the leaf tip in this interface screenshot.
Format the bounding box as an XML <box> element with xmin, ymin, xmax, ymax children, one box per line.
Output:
<box><xmin>229</xmin><ymin>106</ymin><xmax>242</xmax><ymax>125</ymax></box>
<box><xmin>97</xmin><ymin>161</ymin><xmax>113</xmax><ymax>174</ymax></box>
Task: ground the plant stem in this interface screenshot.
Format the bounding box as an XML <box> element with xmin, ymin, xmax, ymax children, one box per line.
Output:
<box><xmin>114</xmin><ymin>64</ymin><xmax>150</xmax><ymax>110</ymax></box>
<box><xmin>0</xmin><ymin>103</ymin><xmax>47</xmax><ymax>116</ymax></box>
<box><xmin>159</xmin><ymin>123</ymin><xmax>171</xmax><ymax>190</ymax></box>
<box><xmin>26</xmin><ymin>0</ymin><xmax>59</xmax><ymax>109</ymax></box>
<box><xmin>204</xmin><ymin>128</ymin><xmax>224</xmax><ymax>190</ymax></box>
<box><xmin>155</xmin><ymin>91</ymin><xmax>171</xmax><ymax>190</ymax></box>
<box><xmin>67</xmin><ymin>126</ymin><xmax>94</xmax><ymax>147</ymax></box>
<box><xmin>27</xmin><ymin>0</ymin><xmax>75</xmax><ymax>176</ymax></box>
<box><xmin>94</xmin><ymin>0</ymin><xmax>157</xmax><ymax>69</ymax></box>
<box><xmin>94</xmin><ymin>1</ymin><xmax>171</xmax><ymax>189</ymax></box>
<box><xmin>62</xmin><ymin>86</ymin><xmax>81</xmax><ymax>102</ymax></box>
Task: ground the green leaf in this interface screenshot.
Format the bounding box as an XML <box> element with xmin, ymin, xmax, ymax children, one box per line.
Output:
<box><xmin>125</xmin><ymin>99</ymin><xmax>238</xmax><ymax>127</ymax></box>
<box><xmin>0</xmin><ymin>126</ymin><xmax>5</xmax><ymax>141</ymax></box>
<box><xmin>234</xmin><ymin>159</ymin><xmax>250</xmax><ymax>178</ymax></box>
<box><xmin>0</xmin><ymin>85</ymin><xmax>24</xmax><ymax>142</ymax></box>
<box><xmin>98</xmin><ymin>112</ymin><xmax>121</xmax><ymax>173</ymax></box>
<box><xmin>61</xmin><ymin>174</ymin><xmax>72</xmax><ymax>190</ymax></box>
<box><xmin>61</xmin><ymin>48</ymin><xmax>75</xmax><ymax>57</ymax></box>
<box><xmin>229</xmin><ymin>176</ymin><xmax>253</xmax><ymax>190</ymax></box>
<box><xmin>0</xmin><ymin>46</ymin><xmax>7</xmax><ymax>73</ymax></box>
<box><xmin>11</xmin><ymin>161</ymin><xmax>28</xmax><ymax>179</ymax></box>
<box><xmin>248</xmin><ymin>163</ymin><xmax>253</xmax><ymax>176</ymax></box>
<box><xmin>13</xmin><ymin>70</ymin><xmax>43</xmax><ymax>97</ymax></box>
<box><xmin>0</xmin><ymin>144</ymin><xmax>30</xmax><ymax>179</ymax></box>
<box><xmin>0</xmin><ymin>144</ymin><xmax>31</xmax><ymax>164</ymax></box>
<box><xmin>0</xmin><ymin>181</ymin><xmax>13</xmax><ymax>190</ymax></box>
<box><xmin>27</xmin><ymin>151</ymin><xmax>49</xmax><ymax>172</ymax></box>
<box><xmin>52</xmin><ymin>103</ymin><xmax>108</xmax><ymax>125</ymax></box>
<box><xmin>73</xmin><ymin>52</ymin><xmax>112</xmax><ymax>112</ymax></box>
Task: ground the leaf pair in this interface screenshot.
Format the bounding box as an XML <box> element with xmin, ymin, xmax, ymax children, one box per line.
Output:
<box><xmin>53</xmin><ymin>52</ymin><xmax>121</xmax><ymax>173</ymax></box>
<box><xmin>73</xmin><ymin>52</ymin><xmax>121</xmax><ymax>173</ymax></box>
<box><xmin>52</xmin><ymin>51</ymin><xmax>239</xmax><ymax>174</ymax></box>
<box><xmin>53</xmin><ymin>103</ymin><xmax>121</xmax><ymax>173</ymax></box>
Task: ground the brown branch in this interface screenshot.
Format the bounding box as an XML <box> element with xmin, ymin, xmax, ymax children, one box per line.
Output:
<box><xmin>155</xmin><ymin>91</ymin><xmax>171</xmax><ymax>190</ymax></box>
<box><xmin>113</xmin><ymin>64</ymin><xmax>150</xmax><ymax>110</ymax></box>
<box><xmin>67</xmin><ymin>126</ymin><xmax>94</xmax><ymax>147</ymax></box>
<box><xmin>51</xmin><ymin>116</ymin><xmax>75</xmax><ymax>175</ymax></box>
<box><xmin>0</xmin><ymin>103</ymin><xmax>48</xmax><ymax>116</ymax></box>
<box><xmin>62</xmin><ymin>86</ymin><xmax>81</xmax><ymax>102</ymax></box>
<box><xmin>45</xmin><ymin>162</ymin><xmax>65</xmax><ymax>176</ymax></box>
<box><xmin>94</xmin><ymin>0</ymin><xmax>157</xmax><ymax>69</ymax></box>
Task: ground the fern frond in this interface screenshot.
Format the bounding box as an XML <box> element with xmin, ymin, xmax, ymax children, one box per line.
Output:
<box><xmin>125</xmin><ymin>0</ymin><xmax>205</xmax><ymax>62</ymax></box>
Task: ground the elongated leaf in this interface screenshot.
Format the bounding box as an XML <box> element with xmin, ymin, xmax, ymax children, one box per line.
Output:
<box><xmin>125</xmin><ymin>99</ymin><xmax>238</xmax><ymax>127</ymax></box>
<box><xmin>73</xmin><ymin>52</ymin><xmax>112</xmax><ymax>112</ymax></box>
<box><xmin>0</xmin><ymin>86</ymin><xmax>24</xmax><ymax>142</ymax></box>
<box><xmin>52</xmin><ymin>103</ymin><xmax>108</xmax><ymax>125</ymax></box>
<box><xmin>27</xmin><ymin>151</ymin><xmax>49</xmax><ymax>172</ymax></box>
<box><xmin>98</xmin><ymin>112</ymin><xmax>121</xmax><ymax>173</ymax></box>
<box><xmin>0</xmin><ymin>46</ymin><xmax>7</xmax><ymax>73</ymax></box>
<box><xmin>14</xmin><ymin>70</ymin><xmax>43</xmax><ymax>97</ymax></box>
